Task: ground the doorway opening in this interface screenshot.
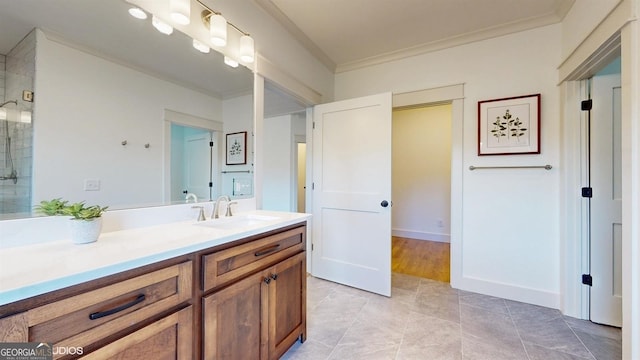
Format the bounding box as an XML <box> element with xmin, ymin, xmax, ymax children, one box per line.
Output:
<box><xmin>170</xmin><ymin>124</ymin><xmax>217</xmax><ymax>202</ymax></box>
<box><xmin>391</xmin><ymin>103</ymin><xmax>452</xmax><ymax>282</ymax></box>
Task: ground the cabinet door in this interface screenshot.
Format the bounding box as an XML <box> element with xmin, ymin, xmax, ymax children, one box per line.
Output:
<box><xmin>202</xmin><ymin>270</ymin><xmax>269</xmax><ymax>360</ymax></box>
<box><xmin>80</xmin><ymin>306</ymin><xmax>193</xmax><ymax>360</ymax></box>
<box><xmin>268</xmin><ymin>252</ymin><xmax>306</xmax><ymax>360</ymax></box>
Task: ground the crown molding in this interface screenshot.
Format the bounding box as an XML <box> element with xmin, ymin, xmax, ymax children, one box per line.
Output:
<box><xmin>335</xmin><ymin>12</ymin><xmax>566</xmax><ymax>73</ymax></box>
<box><xmin>253</xmin><ymin>0</ymin><xmax>336</xmax><ymax>72</ymax></box>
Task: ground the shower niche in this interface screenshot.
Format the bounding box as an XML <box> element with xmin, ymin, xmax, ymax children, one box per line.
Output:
<box><xmin>0</xmin><ymin>30</ymin><xmax>34</xmax><ymax>218</ymax></box>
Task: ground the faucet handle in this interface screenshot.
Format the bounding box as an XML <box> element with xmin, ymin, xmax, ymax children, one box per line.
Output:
<box><xmin>226</xmin><ymin>201</ymin><xmax>238</xmax><ymax>217</ymax></box>
<box><xmin>191</xmin><ymin>206</ymin><xmax>206</xmax><ymax>221</ymax></box>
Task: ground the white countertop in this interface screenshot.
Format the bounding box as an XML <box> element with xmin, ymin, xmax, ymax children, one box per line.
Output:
<box><xmin>0</xmin><ymin>210</ymin><xmax>310</xmax><ymax>306</ymax></box>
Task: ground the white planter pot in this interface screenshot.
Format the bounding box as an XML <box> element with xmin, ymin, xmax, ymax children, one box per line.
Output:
<box><xmin>69</xmin><ymin>218</ymin><xmax>103</xmax><ymax>244</ymax></box>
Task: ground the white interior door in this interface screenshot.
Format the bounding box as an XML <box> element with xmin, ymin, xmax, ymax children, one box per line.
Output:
<box><xmin>311</xmin><ymin>92</ymin><xmax>392</xmax><ymax>296</ymax></box>
<box><xmin>185</xmin><ymin>132</ymin><xmax>212</xmax><ymax>201</ymax></box>
<box><xmin>590</xmin><ymin>72</ymin><xmax>622</xmax><ymax>326</ymax></box>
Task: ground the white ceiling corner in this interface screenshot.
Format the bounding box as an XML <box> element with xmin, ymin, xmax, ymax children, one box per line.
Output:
<box><xmin>256</xmin><ymin>0</ymin><xmax>576</xmax><ymax>73</ymax></box>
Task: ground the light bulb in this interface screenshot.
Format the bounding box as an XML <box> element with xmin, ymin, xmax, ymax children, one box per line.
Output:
<box><xmin>209</xmin><ymin>14</ymin><xmax>227</xmax><ymax>47</ymax></box>
<box><xmin>192</xmin><ymin>39</ymin><xmax>210</xmax><ymax>53</ymax></box>
<box><xmin>240</xmin><ymin>35</ymin><xmax>254</xmax><ymax>63</ymax></box>
<box><xmin>169</xmin><ymin>0</ymin><xmax>190</xmax><ymax>25</ymax></box>
<box><xmin>224</xmin><ymin>56</ymin><xmax>239</xmax><ymax>68</ymax></box>
<box><xmin>152</xmin><ymin>16</ymin><xmax>173</xmax><ymax>35</ymax></box>
<box><xmin>0</xmin><ymin>108</ymin><xmax>6</xmax><ymax>120</ymax></box>
<box><xmin>128</xmin><ymin>7</ymin><xmax>147</xmax><ymax>20</ymax></box>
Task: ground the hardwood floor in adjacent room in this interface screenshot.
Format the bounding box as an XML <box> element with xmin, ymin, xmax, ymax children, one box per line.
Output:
<box><xmin>392</xmin><ymin>236</ymin><xmax>450</xmax><ymax>282</ymax></box>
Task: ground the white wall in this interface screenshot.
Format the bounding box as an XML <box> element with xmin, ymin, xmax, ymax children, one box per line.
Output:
<box><xmin>392</xmin><ymin>104</ymin><xmax>452</xmax><ymax>242</ymax></box>
<box><xmin>215</xmin><ymin>1</ymin><xmax>334</xmax><ymax>102</ymax></box>
<box><xmin>561</xmin><ymin>0</ymin><xmax>622</xmax><ymax>60</ymax></box>
<box><xmin>336</xmin><ymin>24</ymin><xmax>562</xmax><ymax>308</ymax></box>
<box><xmin>33</xmin><ymin>30</ymin><xmax>223</xmax><ymax>209</ymax></box>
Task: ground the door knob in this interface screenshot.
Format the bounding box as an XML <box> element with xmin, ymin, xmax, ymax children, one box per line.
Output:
<box><xmin>380</xmin><ymin>200</ymin><xmax>389</xmax><ymax>207</ymax></box>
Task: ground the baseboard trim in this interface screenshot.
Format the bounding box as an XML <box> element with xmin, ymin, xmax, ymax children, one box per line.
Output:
<box><xmin>453</xmin><ymin>275</ymin><xmax>560</xmax><ymax>309</ymax></box>
<box><xmin>392</xmin><ymin>229</ymin><xmax>450</xmax><ymax>243</ymax></box>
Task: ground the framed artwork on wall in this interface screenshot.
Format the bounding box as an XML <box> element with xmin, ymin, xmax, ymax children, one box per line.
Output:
<box><xmin>226</xmin><ymin>131</ymin><xmax>247</xmax><ymax>165</ymax></box>
<box><xmin>478</xmin><ymin>93</ymin><xmax>540</xmax><ymax>155</ymax></box>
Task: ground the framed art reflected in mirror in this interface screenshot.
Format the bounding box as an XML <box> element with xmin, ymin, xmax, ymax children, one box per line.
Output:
<box><xmin>226</xmin><ymin>132</ymin><xmax>247</xmax><ymax>165</ymax></box>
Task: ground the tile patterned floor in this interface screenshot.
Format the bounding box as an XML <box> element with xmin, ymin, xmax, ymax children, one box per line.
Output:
<box><xmin>282</xmin><ymin>273</ymin><xmax>622</xmax><ymax>360</ymax></box>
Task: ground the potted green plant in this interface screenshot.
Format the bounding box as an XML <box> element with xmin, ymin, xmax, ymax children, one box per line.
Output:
<box><xmin>62</xmin><ymin>202</ymin><xmax>108</xmax><ymax>244</ymax></box>
<box><xmin>34</xmin><ymin>198</ymin><xmax>69</xmax><ymax>216</ymax></box>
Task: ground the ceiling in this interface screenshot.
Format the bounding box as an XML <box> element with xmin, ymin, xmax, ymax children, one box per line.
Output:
<box><xmin>0</xmin><ymin>0</ymin><xmax>574</xmax><ymax>114</ymax></box>
<box><xmin>255</xmin><ymin>0</ymin><xmax>575</xmax><ymax>72</ymax></box>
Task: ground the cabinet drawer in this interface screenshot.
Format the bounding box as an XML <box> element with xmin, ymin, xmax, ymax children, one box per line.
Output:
<box><xmin>203</xmin><ymin>226</ymin><xmax>305</xmax><ymax>291</ymax></box>
<box><xmin>27</xmin><ymin>261</ymin><xmax>192</xmax><ymax>357</ymax></box>
<box><xmin>80</xmin><ymin>306</ymin><xmax>193</xmax><ymax>360</ymax></box>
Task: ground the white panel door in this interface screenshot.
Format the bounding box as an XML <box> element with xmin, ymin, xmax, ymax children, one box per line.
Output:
<box><xmin>185</xmin><ymin>133</ymin><xmax>212</xmax><ymax>201</ymax></box>
<box><xmin>312</xmin><ymin>92</ymin><xmax>392</xmax><ymax>296</ymax></box>
<box><xmin>590</xmin><ymin>72</ymin><xmax>622</xmax><ymax>326</ymax></box>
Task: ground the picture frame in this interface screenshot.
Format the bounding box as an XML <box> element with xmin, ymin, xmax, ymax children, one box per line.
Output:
<box><xmin>477</xmin><ymin>94</ymin><xmax>540</xmax><ymax>156</ymax></box>
<box><xmin>226</xmin><ymin>131</ymin><xmax>247</xmax><ymax>165</ymax></box>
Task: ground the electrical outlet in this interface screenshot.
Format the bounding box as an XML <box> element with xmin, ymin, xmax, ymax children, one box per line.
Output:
<box><xmin>84</xmin><ymin>179</ymin><xmax>100</xmax><ymax>191</ymax></box>
<box><xmin>437</xmin><ymin>219</ymin><xmax>444</xmax><ymax>228</ymax></box>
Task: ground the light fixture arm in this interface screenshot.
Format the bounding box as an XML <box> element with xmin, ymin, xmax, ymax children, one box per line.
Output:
<box><xmin>196</xmin><ymin>0</ymin><xmax>250</xmax><ymax>36</ymax></box>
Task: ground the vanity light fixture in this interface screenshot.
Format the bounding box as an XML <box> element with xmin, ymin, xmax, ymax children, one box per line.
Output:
<box><xmin>169</xmin><ymin>0</ymin><xmax>190</xmax><ymax>25</ymax></box>
<box><xmin>209</xmin><ymin>13</ymin><xmax>227</xmax><ymax>47</ymax></box>
<box><xmin>224</xmin><ymin>56</ymin><xmax>239</xmax><ymax>68</ymax></box>
<box><xmin>239</xmin><ymin>35</ymin><xmax>255</xmax><ymax>63</ymax></box>
<box><xmin>198</xmin><ymin>1</ymin><xmax>255</xmax><ymax>63</ymax></box>
<box><xmin>128</xmin><ymin>7</ymin><xmax>147</xmax><ymax>20</ymax></box>
<box><xmin>152</xmin><ymin>15</ymin><xmax>173</xmax><ymax>35</ymax></box>
<box><xmin>192</xmin><ymin>39</ymin><xmax>210</xmax><ymax>53</ymax></box>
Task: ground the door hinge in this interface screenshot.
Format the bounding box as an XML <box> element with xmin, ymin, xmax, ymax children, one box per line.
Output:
<box><xmin>582</xmin><ymin>187</ymin><xmax>593</xmax><ymax>198</ymax></box>
<box><xmin>311</xmin><ymin>182</ymin><xmax>315</xmax><ymax>190</ymax></box>
<box><xmin>581</xmin><ymin>99</ymin><xmax>593</xmax><ymax>111</ymax></box>
<box><xmin>208</xmin><ymin>182</ymin><xmax>213</xmax><ymax>188</ymax></box>
<box><xmin>311</xmin><ymin>243</ymin><xmax>314</xmax><ymax>251</ymax></box>
<box><xmin>209</xmin><ymin>141</ymin><xmax>214</xmax><ymax>147</ymax></box>
<box><xmin>312</xmin><ymin>122</ymin><xmax>316</xmax><ymax>129</ymax></box>
<box><xmin>582</xmin><ymin>274</ymin><xmax>593</xmax><ymax>286</ymax></box>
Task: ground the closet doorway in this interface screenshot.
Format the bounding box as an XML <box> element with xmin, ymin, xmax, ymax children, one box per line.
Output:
<box><xmin>391</xmin><ymin>103</ymin><xmax>452</xmax><ymax>282</ymax></box>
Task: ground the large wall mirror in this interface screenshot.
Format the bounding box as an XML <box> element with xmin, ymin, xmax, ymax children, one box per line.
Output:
<box><xmin>262</xmin><ymin>79</ymin><xmax>309</xmax><ymax>213</ymax></box>
<box><xmin>0</xmin><ymin>0</ymin><xmax>254</xmax><ymax>220</ymax></box>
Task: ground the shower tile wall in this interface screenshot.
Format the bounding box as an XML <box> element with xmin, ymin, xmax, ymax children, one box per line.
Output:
<box><xmin>0</xmin><ymin>30</ymin><xmax>35</xmax><ymax>216</ymax></box>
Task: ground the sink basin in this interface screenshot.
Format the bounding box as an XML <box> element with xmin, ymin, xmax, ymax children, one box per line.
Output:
<box><xmin>195</xmin><ymin>214</ymin><xmax>280</xmax><ymax>230</ymax></box>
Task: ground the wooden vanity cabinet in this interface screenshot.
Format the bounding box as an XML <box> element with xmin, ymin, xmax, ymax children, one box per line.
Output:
<box><xmin>0</xmin><ymin>260</ymin><xmax>194</xmax><ymax>359</ymax></box>
<box><xmin>0</xmin><ymin>221</ymin><xmax>307</xmax><ymax>360</ymax></box>
<box><xmin>202</xmin><ymin>252</ymin><xmax>306</xmax><ymax>360</ymax></box>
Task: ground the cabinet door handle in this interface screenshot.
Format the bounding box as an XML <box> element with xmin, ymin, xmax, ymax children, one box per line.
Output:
<box><xmin>264</xmin><ymin>277</ymin><xmax>272</xmax><ymax>285</ymax></box>
<box><xmin>255</xmin><ymin>244</ymin><xmax>280</xmax><ymax>257</ymax></box>
<box><xmin>270</xmin><ymin>273</ymin><xmax>278</xmax><ymax>281</ymax></box>
<box><xmin>89</xmin><ymin>294</ymin><xmax>146</xmax><ymax>320</ymax></box>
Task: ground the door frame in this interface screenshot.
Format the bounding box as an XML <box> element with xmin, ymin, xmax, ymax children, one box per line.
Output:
<box><xmin>392</xmin><ymin>85</ymin><xmax>465</xmax><ymax>289</ymax></box>
<box><xmin>162</xmin><ymin>109</ymin><xmax>224</xmax><ymax>203</ymax></box>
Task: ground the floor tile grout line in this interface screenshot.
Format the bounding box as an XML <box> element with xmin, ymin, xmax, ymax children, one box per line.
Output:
<box><xmin>391</xmin><ymin>281</ymin><xmax>421</xmax><ymax>360</ymax></box>
<box><xmin>457</xmin><ymin>287</ymin><xmax>465</xmax><ymax>359</ymax></box>
<box><xmin>563</xmin><ymin>317</ymin><xmax>599</xmax><ymax>360</ymax></box>
<box><xmin>323</xmin><ymin>294</ymin><xmax>370</xmax><ymax>360</ymax></box>
<box><xmin>505</xmin><ymin>299</ymin><xmax>533</xmax><ymax>360</ymax></box>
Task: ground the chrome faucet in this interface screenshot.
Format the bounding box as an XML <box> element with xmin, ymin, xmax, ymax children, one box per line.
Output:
<box><xmin>185</xmin><ymin>193</ymin><xmax>198</xmax><ymax>203</ymax></box>
<box><xmin>212</xmin><ymin>195</ymin><xmax>230</xmax><ymax>219</ymax></box>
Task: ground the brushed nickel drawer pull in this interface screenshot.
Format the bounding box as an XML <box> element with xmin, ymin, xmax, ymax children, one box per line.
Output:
<box><xmin>254</xmin><ymin>244</ymin><xmax>280</xmax><ymax>257</ymax></box>
<box><xmin>89</xmin><ymin>294</ymin><xmax>146</xmax><ymax>320</ymax></box>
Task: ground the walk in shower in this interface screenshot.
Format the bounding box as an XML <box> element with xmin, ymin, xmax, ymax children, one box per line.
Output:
<box><xmin>0</xmin><ymin>31</ymin><xmax>35</xmax><ymax>218</ymax></box>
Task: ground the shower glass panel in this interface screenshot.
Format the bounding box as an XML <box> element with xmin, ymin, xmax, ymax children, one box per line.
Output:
<box><xmin>0</xmin><ymin>31</ymin><xmax>35</xmax><ymax>218</ymax></box>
